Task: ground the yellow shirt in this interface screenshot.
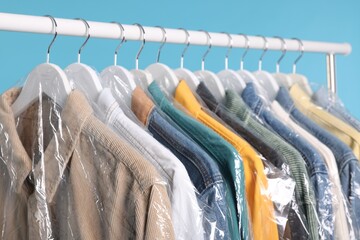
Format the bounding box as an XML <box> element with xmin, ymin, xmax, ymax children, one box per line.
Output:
<box><xmin>174</xmin><ymin>80</ymin><xmax>279</xmax><ymax>240</ymax></box>
<box><xmin>290</xmin><ymin>83</ymin><xmax>360</xmax><ymax>159</ymax></box>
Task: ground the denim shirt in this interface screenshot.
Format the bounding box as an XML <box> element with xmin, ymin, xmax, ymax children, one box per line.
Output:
<box><xmin>312</xmin><ymin>86</ymin><xmax>360</xmax><ymax>132</ymax></box>
<box><xmin>145</xmin><ymin>107</ymin><xmax>230</xmax><ymax>240</ymax></box>
<box><xmin>276</xmin><ymin>86</ymin><xmax>360</xmax><ymax>236</ymax></box>
<box><xmin>242</xmin><ymin>84</ymin><xmax>333</xmax><ymax>240</ymax></box>
<box><xmin>147</xmin><ymin>82</ymin><xmax>248</xmax><ymax>240</ymax></box>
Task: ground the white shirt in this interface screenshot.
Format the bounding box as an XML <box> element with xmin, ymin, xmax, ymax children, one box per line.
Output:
<box><xmin>97</xmin><ymin>88</ymin><xmax>204</xmax><ymax>240</ymax></box>
<box><xmin>271</xmin><ymin>101</ymin><xmax>354</xmax><ymax>240</ymax></box>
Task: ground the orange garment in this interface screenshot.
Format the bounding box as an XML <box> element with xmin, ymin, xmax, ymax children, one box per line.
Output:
<box><xmin>174</xmin><ymin>80</ymin><xmax>279</xmax><ymax>240</ymax></box>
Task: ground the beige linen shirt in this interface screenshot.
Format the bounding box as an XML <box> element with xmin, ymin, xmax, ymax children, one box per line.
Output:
<box><xmin>0</xmin><ymin>88</ymin><xmax>174</xmax><ymax>240</ymax></box>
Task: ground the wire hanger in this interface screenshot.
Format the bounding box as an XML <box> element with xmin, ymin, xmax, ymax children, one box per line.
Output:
<box><xmin>275</xmin><ymin>36</ymin><xmax>286</xmax><ymax>73</ymax></box>
<box><xmin>12</xmin><ymin>15</ymin><xmax>72</xmax><ymax>117</ymax></box>
<box><xmin>224</xmin><ymin>32</ymin><xmax>232</xmax><ymax>70</ymax></box>
<box><xmin>174</xmin><ymin>28</ymin><xmax>200</xmax><ymax>92</ymax></box>
<box><xmin>237</xmin><ymin>33</ymin><xmax>259</xmax><ymax>84</ymax></box>
<box><xmin>146</xmin><ymin>26</ymin><xmax>179</xmax><ymax>95</ymax></box>
<box><xmin>156</xmin><ymin>26</ymin><xmax>166</xmax><ymax>63</ymax></box>
<box><xmin>292</xmin><ymin>38</ymin><xmax>304</xmax><ymax>74</ymax></box>
<box><xmin>240</xmin><ymin>33</ymin><xmax>250</xmax><ymax>72</ymax></box>
<box><xmin>217</xmin><ymin>32</ymin><xmax>246</xmax><ymax>94</ymax></box>
<box><xmin>253</xmin><ymin>35</ymin><xmax>280</xmax><ymax>102</ymax></box>
<box><xmin>114</xmin><ymin>22</ymin><xmax>126</xmax><ymax>66</ymax></box>
<box><xmin>180</xmin><ymin>28</ymin><xmax>190</xmax><ymax>69</ymax></box>
<box><xmin>130</xmin><ymin>23</ymin><xmax>153</xmax><ymax>89</ymax></box>
<box><xmin>272</xmin><ymin>36</ymin><xmax>293</xmax><ymax>88</ymax></box>
<box><xmin>65</xmin><ymin>18</ymin><xmax>103</xmax><ymax>102</ymax></box>
<box><xmin>101</xmin><ymin>22</ymin><xmax>136</xmax><ymax>108</ymax></box>
<box><xmin>288</xmin><ymin>38</ymin><xmax>312</xmax><ymax>94</ymax></box>
<box><xmin>194</xmin><ymin>30</ymin><xmax>225</xmax><ymax>102</ymax></box>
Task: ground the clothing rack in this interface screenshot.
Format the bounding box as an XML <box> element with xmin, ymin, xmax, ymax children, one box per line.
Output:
<box><xmin>0</xmin><ymin>12</ymin><xmax>352</xmax><ymax>93</ymax></box>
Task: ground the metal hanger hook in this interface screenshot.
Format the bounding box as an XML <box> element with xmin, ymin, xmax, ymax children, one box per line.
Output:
<box><xmin>199</xmin><ymin>30</ymin><xmax>212</xmax><ymax>71</ymax></box>
<box><xmin>178</xmin><ymin>28</ymin><xmax>190</xmax><ymax>69</ymax></box>
<box><xmin>112</xmin><ymin>22</ymin><xmax>126</xmax><ymax>66</ymax></box>
<box><xmin>75</xmin><ymin>18</ymin><xmax>91</xmax><ymax>63</ymax></box>
<box><xmin>238</xmin><ymin>33</ymin><xmax>250</xmax><ymax>70</ymax></box>
<box><xmin>44</xmin><ymin>15</ymin><xmax>58</xmax><ymax>63</ymax></box>
<box><xmin>222</xmin><ymin>32</ymin><xmax>233</xmax><ymax>70</ymax></box>
<box><xmin>155</xmin><ymin>26</ymin><xmax>167</xmax><ymax>63</ymax></box>
<box><xmin>273</xmin><ymin>36</ymin><xmax>287</xmax><ymax>73</ymax></box>
<box><xmin>133</xmin><ymin>23</ymin><xmax>145</xmax><ymax>70</ymax></box>
<box><xmin>292</xmin><ymin>38</ymin><xmax>304</xmax><ymax>73</ymax></box>
<box><xmin>257</xmin><ymin>35</ymin><xmax>268</xmax><ymax>71</ymax></box>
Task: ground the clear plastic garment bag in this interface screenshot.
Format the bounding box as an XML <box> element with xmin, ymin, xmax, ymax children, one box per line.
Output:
<box><xmin>1</xmin><ymin>13</ymin><xmax>359</xmax><ymax>240</ymax></box>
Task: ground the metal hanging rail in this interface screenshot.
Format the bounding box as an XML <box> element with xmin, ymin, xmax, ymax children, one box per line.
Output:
<box><xmin>0</xmin><ymin>12</ymin><xmax>352</xmax><ymax>93</ymax></box>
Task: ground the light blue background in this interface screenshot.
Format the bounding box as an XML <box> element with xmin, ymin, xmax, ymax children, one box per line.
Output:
<box><xmin>1</xmin><ymin>1</ymin><xmax>359</xmax><ymax>118</ymax></box>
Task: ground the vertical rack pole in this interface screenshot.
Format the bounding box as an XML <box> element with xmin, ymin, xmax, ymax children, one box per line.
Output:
<box><xmin>326</xmin><ymin>53</ymin><xmax>337</xmax><ymax>94</ymax></box>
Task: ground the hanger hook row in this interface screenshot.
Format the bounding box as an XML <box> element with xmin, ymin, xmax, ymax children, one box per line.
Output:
<box><xmin>112</xmin><ymin>22</ymin><xmax>126</xmax><ymax>66</ymax></box>
<box><xmin>273</xmin><ymin>36</ymin><xmax>287</xmax><ymax>73</ymax></box>
<box><xmin>257</xmin><ymin>35</ymin><xmax>268</xmax><ymax>71</ymax></box>
<box><xmin>44</xmin><ymin>15</ymin><xmax>58</xmax><ymax>63</ymax></box>
<box><xmin>74</xmin><ymin>18</ymin><xmax>91</xmax><ymax>64</ymax></box>
<box><xmin>222</xmin><ymin>32</ymin><xmax>233</xmax><ymax>70</ymax></box>
<box><xmin>133</xmin><ymin>23</ymin><xmax>145</xmax><ymax>70</ymax></box>
<box><xmin>178</xmin><ymin>28</ymin><xmax>190</xmax><ymax>69</ymax></box>
<box><xmin>199</xmin><ymin>29</ymin><xmax>212</xmax><ymax>71</ymax></box>
<box><xmin>292</xmin><ymin>37</ymin><xmax>304</xmax><ymax>73</ymax></box>
<box><xmin>238</xmin><ymin>33</ymin><xmax>250</xmax><ymax>70</ymax></box>
<box><xmin>155</xmin><ymin>26</ymin><xmax>167</xmax><ymax>63</ymax></box>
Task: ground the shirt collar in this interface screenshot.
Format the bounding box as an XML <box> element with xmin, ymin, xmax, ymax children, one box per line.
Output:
<box><xmin>241</xmin><ymin>83</ymin><xmax>266</xmax><ymax>115</ymax></box>
<box><xmin>275</xmin><ymin>86</ymin><xmax>296</xmax><ymax>112</ymax></box>
<box><xmin>289</xmin><ymin>83</ymin><xmax>312</xmax><ymax>104</ymax></box>
<box><xmin>271</xmin><ymin>101</ymin><xmax>292</xmax><ymax>123</ymax></box>
<box><xmin>196</xmin><ymin>82</ymin><xmax>219</xmax><ymax>111</ymax></box>
<box><xmin>174</xmin><ymin>80</ymin><xmax>202</xmax><ymax>116</ymax></box>
<box><xmin>97</xmin><ymin>88</ymin><xmax>123</xmax><ymax>123</ymax></box>
<box><xmin>132</xmin><ymin>86</ymin><xmax>155</xmax><ymax>126</ymax></box>
<box><xmin>224</xmin><ymin>90</ymin><xmax>254</xmax><ymax>121</ymax></box>
<box><xmin>0</xmin><ymin>88</ymin><xmax>93</xmax><ymax>200</ymax></box>
<box><xmin>148</xmin><ymin>81</ymin><xmax>170</xmax><ymax>110</ymax></box>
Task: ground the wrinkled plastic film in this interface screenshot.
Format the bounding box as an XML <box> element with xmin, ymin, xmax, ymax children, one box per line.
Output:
<box><xmin>196</xmin><ymin>92</ymin><xmax>296</xmax><ymax>239</ymax></box>
<box><xmin>261</xmin><ymin>157</ymin><xmax>295</xmax><ymax>233</ymax></box>
<box><xmin>311</xmin><ymin>84</ymin><xmax>360</xmax><ymax>132</ymax></box>
<box><xmin>276</xmin><ymin>85</ymin><xmax>359</xmax><ymax>240</ymax></box>
<box><xmin>191</xmin><ymin>81</ymin><xmax>296</xmax><ymax>238</ymax></box>
<box><xmin>220</xmin><ymin>88</ymin><xmax>315</xmax><ymax>239</ymax></box>
<box><xmin>197</xmin><ymin>182</ymin><xmax>232</xmax><ymax>239</ymax></box>
<box><xmin>272</xmin><ymin>100</ymin><xmax>343</xmax><ymax>239</ymax></box>
<box><xmin>101</xmin><ymin>66</ymin><xmax>146</xmax><ymax>128</ymax></box>
<box><xmin>0</xmin><ymin>75</ymin><xmax>176</xmax><ymax>239</ymax></box>
<box><xmin>289</xmin><ymin>82</ymin><xmax>360</xmax><ymax>161</ymax></box>
<box><xmin>244</xmin><ymin>86</ymin><xmax>343</xmax><ymax>239</ymax></box>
